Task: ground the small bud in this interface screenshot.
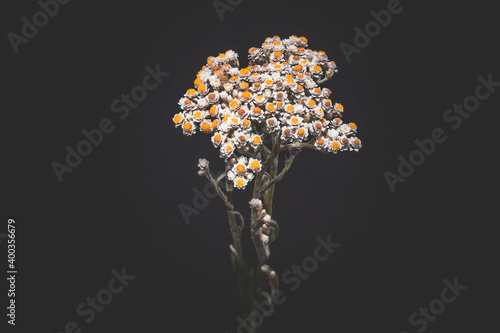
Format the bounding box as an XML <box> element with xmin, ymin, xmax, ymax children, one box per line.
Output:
<box><xmin>198</xmin><ymin>158</ymin><xmax>209</xmax><ymax>170</ymax></box>
<box><xmin>260</xmin><ymin>234</ymin><xmax>269</xmax><ymax>245</ymax></box>
<box><xmin>249</xmin><ymin>198</ymin><xmax>263</xmax><ymax>210</ymax></box>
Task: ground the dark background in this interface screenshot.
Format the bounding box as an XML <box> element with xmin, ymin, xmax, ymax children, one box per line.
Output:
<box><xmin>3</xmin><ymin>0</ymin><xmax>498</xmax><ymax>332</ymax></box>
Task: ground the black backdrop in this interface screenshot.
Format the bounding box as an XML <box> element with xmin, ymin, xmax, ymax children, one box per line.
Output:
<box><xmin>3</xmin><ymin>0</ymin><xmax>499</xmax><ymax>332</ymax></box>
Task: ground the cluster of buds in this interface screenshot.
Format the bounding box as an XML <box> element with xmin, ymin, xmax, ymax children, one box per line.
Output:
<box><xmin>197</xmin><ymin>158</ymin><xmax>210</xmax><ymax>176</ymax></box>
<box><xmin>174</xmin><ymin>35</ymin><xmax>362</xmax><ymax>189</ymax></box>
<box><xmin>250</xmin><ymin>198</ymin><xmax>272</xmax><ymax>258</ymax></box>
<box><xmin>260</xmin><ymin>264</ymin><xmax>277</xmax><ymax>280</ymax></box>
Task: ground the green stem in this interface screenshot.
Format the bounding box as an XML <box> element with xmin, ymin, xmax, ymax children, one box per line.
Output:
<box><xmin>261</xmin><ymin>152</ymin><xmax>297</xmax><ymax>196</ymax></box>
<box><xmin>264</xmin><ymin>154</ymin><xmax>278</xmax><ymax>216</ymax></box>
<box><xmin>224</xmin><ymin>162</ymin><xmax>249</xmax><ymax>316</ymax></box>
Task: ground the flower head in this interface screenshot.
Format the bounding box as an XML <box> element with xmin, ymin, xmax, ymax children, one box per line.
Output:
<box><xmin>173</xmin><ymin>35</ymin><xmax>361</xmax><ymax>189</ymax></box>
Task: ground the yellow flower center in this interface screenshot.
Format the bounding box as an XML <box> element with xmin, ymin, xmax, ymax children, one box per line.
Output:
<box><xmin>210</xmin><ymin>106</ymin><xmax>217</xmax><ymax>116</ymax></box>
<box><xmin>201</xmin><ymin>122</ymin><xmax>211</xmax><ymax>132</ymax></box>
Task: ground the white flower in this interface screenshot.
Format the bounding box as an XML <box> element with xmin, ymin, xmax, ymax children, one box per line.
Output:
<box><xmin>211</xmin><ymin>132</ymin><xmax>226</xmax><ymax>147</ymax></box>
<box><xmin>294</xmin><ymin>126</ymin><xmax>309</xmax><ymax>141</ymax></box>
<box><xmin>232</xmin><ymin>158</ymin><xmax>248</xmax><ymax>176</ymax></box>
<box><xmin>313</xmin><ymin>107</ymin><xmax>324</xmax><ymax>118</ymax></box>
<box><xmin>233</xmin><ymin>176</ymin><xmax>248</xmax><ymax>189</ymax></box>
<box><xmin>228</xmin><ymin>67</ymin><xmax>239</xmax><ymax>77</ymax></box>
<box><xmin>197</xmin><ymin>158</ymin><xmax>209</xmax><ymax>170</ymax></box>
<box><xmin>281</xmin><ymin>127</ymin><xmax>294</xmax><ymax>141</ymax></box>
<box><xmin>327</xmin><ymin>128</ymin><xmax>339</xmax><ymax>140</ymax></box>
<box><xmin>334</xmin><ymin>103</ymin><xmax>344</xmax><ymax>113</ymax></box>
<box><xmin>249</xmin><ymin>134</ymin><xmax>263</xmax><ymax>148</ymax></box>
<box><xmin>260</xmin><ymin>234</ymin><xmax>269</xmax><ymax>245</ymax></box>
<box><xmin>339</xmin><ymin>124</ymin><xmax>351</xmax><ymax>135</ymax></box>
<box><xmin>191</xmin><ymin>110</ymin><xmax>207</xmax><ymax>123</ymax></box>
<box><xmin>181</xmin><ymin>121</ymin><xmax>195</xmax><ymax>136</ymax></box>
<box><xmin>310</xmin><ymin>120</ymin><xmax>324</xmax><ymax>134</ymax></box>
<box><xmin>234</xmin><ymin>131</ymin><xmax>249</xmax><ymax>147</ymax></box>
<box><xmin>209</xmin><ymin>77</ymin><xmax>221</xmax><ymax>89</ymax></box>
<box><xmin>314</xmin><ymin>136</ymin><xmax>327</xmax><ymax>150</ymax></box>
<box><xmin>329</xmin><ymin>140</ymin><xmax>341</xmax><ymax>153</ymax></box>
<box><xmin>207</xmin><ymin>91</ymin><xmax>219</xmax><ymax>104</ymax></box>
<box><xmin>287</xmin><ymin>115</ymin><xmax>303</xmax><ymax>126</ymax></box>
<box><xmin>265</xmin><ymin>117</ymin><xmax>280</xmax><ymax>133</ymax></box>
<box><xmin>172</xmin><ymin>113</ymin><xmax>184</xmax><ymax>127</ymax></box>
<box><xmin>197</xmin><ymin>98</ymin><xmax>209</xmax><ymax>109</ymax></box>
<box><xmin>225</xmin><ymin>50</ymin><xmax>238</xmax><ymax>61</ymax></box>
<box><xmin>178</xmin><ymin>97</ymin><xmax>196</xmax><ymax>110</ymax></box>
<box><xmin>271</xmin><ymin>72</ymin><xmax>282</xmax><ymax>81</ymax></box>
<box><xmin>349</xmin><ymin>137</ymin><xmax>362</xmax><ymax>152</ymax></box>
<box><xmin>249</xmin><ymin>198</ymin><xmax>263</xmax><ymax>209</ymax></box>
<box><xmin>220</xmin><ymin>141</ymin><xmax>235</xmax><ymax>158</ymax></box>
<box><xmin>248</xmin><ymin>158</ymin><xmax>262</xmax><ymax>172</ymax></box>
<box><xmin>331</xmin><ymin>117</ymin><xmax>343</xmax><ymax>127</ymax></box>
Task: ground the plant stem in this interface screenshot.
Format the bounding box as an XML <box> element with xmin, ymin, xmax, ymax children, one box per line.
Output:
<box><xmin>264</xmin><ymin>152</ymin><xmax>279</xmax><ymax>216</ymax></box>
<box><xmin>224</xmin><ymin>162</ymin><xmax>249</xmax><ymax>316</ymax></box>
<box><xmin>261</xmin><ymin>152</ymin><xmax>297</xmax><ymax>196</ymax></box>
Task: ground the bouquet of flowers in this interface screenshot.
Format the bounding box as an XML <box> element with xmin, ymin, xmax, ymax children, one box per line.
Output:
<box><xmin>173</xmin><ymin>34</ymin><xmax>361</xmax><ymax>329</ymax></box>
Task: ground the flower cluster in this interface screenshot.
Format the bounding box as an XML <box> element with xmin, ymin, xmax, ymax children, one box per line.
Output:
<box><xmin>174</xmin><ymin>35</ymin><xmax>362</xmax><ymax>189</ymax></box>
